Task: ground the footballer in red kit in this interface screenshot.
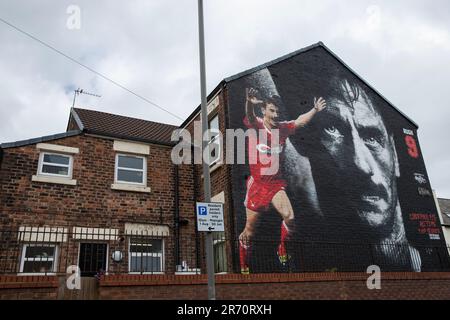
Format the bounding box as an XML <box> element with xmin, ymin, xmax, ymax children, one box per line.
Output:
<box><xmin>243</xmin><ymin>115</ymin><xmax>295</xmax><ymax>212</ymax></box>
<box><xmin>239</xmin><ymin>88</ymin><xmax>326</xmax><ymax>274</ymax></box>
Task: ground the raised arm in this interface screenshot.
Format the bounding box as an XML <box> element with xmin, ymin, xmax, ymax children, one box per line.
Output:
<box><xmin>245</xmin><ymin>88</ymin><xmax>263</xmax><ymax>126</ymax></box>
<box><xmin>294</xmin><ymin>97</ymin><xmax>327</xmax><ymax>129</ymax></box>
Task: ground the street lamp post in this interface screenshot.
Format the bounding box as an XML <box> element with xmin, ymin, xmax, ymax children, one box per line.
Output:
<box><xmin>197</xmin><ymin>0</ymin><xmax>216</xmax><ymax>300</ymax></box>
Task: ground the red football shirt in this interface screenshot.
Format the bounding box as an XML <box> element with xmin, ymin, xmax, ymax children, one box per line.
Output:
<box><xmin>243</xmin><ymin>116</ymin><xmax>296</xmax><ymax>183</ymax></box>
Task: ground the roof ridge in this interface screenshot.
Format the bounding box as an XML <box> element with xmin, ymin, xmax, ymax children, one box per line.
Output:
<box><xmin>224</xmin><ymin>42</ymin><xmax>323</xmax><ymax>83</ymax></box>
<box><xmin>221</xmin><ymin>41</ymin><xmax>417</xmax><ymax>128</ymax></box>
<box><xmin>73</xmin><ymin>107</ymin><xmax>178</xmax><ymax>128</ymax></box>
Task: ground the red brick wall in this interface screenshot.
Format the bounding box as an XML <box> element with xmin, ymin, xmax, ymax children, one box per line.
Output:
<box><xmin>2</xmin><ymin>273</ymin><xmax>449</xmax><ymax>300</ymax></box>
<box><xmin>0</xmin><ymin>288</ymin><xmax>58</xmax><ymax>300</ymax></box>
<box><xmin>98</xmin><ymin>272</ymin><xmax>450</xmax><ymax>300</ymax></box>
<box><xmin>0</xmin><ymin>133</ymin><xmax>196</xmax><ymax>274</ymax></box>
<box><xmin>0</xmin><ymin>275</ymin><xmax>58</xmax><ymax>300</ymax></box>
<box><xmin>182</xmin><ymin>87</ymin><xmax>236</xmax><ymax>272</ymax></box>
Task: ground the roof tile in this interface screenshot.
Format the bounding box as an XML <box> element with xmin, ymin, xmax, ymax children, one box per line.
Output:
<box><xmin>73</xmin><ymin>108</ymin><xmax>177</xmax><ymax>145</ymax></box>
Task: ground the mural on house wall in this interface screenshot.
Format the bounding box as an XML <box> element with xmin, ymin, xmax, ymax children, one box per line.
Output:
<box><xmin>228</xmin><ymin>46</ymin><xmax>449</xmax><ymax>274</ymax></box>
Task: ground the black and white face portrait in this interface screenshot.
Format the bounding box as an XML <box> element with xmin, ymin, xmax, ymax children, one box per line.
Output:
<box><xmin>227</xmin><ymin>46</ymin><xmax>448</xmax><ymax>273</ymax></box>
<box><xmin>298</xmin><ymin>78</ymin><xmax>401</xmax><ymax>240</ymax></box>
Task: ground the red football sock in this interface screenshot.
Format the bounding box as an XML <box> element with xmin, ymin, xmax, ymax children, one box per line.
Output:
<box><xmin>239</xmin><ymin>240</ymin><xmax>251</xmax><ymax>273</ymax></box>
<box><xmin>279</xmin><ymin>221</ymin><xmax>290</xmax><ymax>256</ymax></box>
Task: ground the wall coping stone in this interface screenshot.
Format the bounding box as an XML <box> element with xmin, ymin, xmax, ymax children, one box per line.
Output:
<box><xmin>98</xmin><ymin>272</ymin><xmax>450</xmax><ymax>287</ymax></box>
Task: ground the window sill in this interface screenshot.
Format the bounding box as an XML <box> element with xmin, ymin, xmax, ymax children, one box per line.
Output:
<box><xmin>210</xmin><ymin>161</ymin><xmax>223</xmax><ymax>173</ymax></box>
<box><xmin>201</xmin><ymin>161</ymin><xmax>223</xmax><ymax>179</ymax></box>
<box><xmin>128</xmin><ymin>272</ymin><xmax>164</xmax><ymax>275</ymax></box>
<box><xmin>32</xmin><ymin>175</ymin><xmax>77</xmax><ymax>186</ymax></box>
<box><xmin>111</xmin><ymin>183</ymin><xmax>151</xmax><ymax>193</ymax></box>
<box><xmin>18</xmin><ymin>273</ymin><xmax>57</xmax><ymax>276</ymax></box>
<box><xmin>175</xmin><ymin>269</ymin><xmax>201</xmax><ymax>275</ymax></box>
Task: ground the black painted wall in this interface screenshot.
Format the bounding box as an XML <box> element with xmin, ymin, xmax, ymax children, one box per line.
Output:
<box><xmin>227</xmin><ymin>45</ymin><xmax>449</xmax><ymax>272</ymax></box>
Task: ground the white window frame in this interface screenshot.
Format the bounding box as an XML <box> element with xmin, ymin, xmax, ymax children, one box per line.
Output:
<box><xmin>38</xmin><ymin>152</ymin><xmax>73</xmax><ymax>178</ymax></box>
<box><xmin>207</xmin><ymin>115</ymin><xmax>221</xmax><ymax>167</ymax></box>
<box><xmin>114</xmin><ymin>153</ymin><xmax>147</xmax><ymax>186</ymax></box>
<box><xmin>128</xmin><ymin>238</ymin><xmax>164</xmax><ymax>274</ymax></box>
<box><xmin>19</xmin><ymin>244</ymin><xmax>58</xmax><ymax>275</ymax></box>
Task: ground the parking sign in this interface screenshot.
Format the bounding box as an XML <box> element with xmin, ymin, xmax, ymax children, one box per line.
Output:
<box><xmin>198</xmin><ymin>206</ymin><xmax>207</xmax><ymax>215</ymax></box>
<box><xmin>196</xmin><ymin>202</ymin><xmax>224</xmax><ymax>232</ymax></box>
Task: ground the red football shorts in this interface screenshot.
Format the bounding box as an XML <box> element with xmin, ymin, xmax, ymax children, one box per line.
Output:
<box><xmin>244</xmin><ymin>176</ymin><xmax>287</xmax><ymax>212</ymax></box>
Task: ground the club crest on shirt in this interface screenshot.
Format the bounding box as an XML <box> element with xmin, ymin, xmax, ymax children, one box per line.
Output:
<box><xmin>256</xmin><ymin>144</ymin><xmax>283</xmax><ymax>154</ymax></box>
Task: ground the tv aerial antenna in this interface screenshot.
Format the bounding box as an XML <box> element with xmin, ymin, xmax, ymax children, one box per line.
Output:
<box><xmin>71</xmin><ymin>88</ymin><xmax>102</xmax><ymax>108</ymax></box>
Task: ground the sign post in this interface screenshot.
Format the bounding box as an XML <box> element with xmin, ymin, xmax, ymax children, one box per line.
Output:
<box><xmin>197</xmin><ymin>0</ymin><xmax>215</xmax><ymax>300</ymax></box>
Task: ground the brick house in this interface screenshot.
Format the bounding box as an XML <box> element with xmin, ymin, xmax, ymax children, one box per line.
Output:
<box><xmin>1</xmin><ymin>42</ymin><xmax>450</xmax><ymax>299</ymax></box>
<box><xmin>0</xmin><ymin>107</ymin><xmax>202</xmax><ymax>277</ymax></box>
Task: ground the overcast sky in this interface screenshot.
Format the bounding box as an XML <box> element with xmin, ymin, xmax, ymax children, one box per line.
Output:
<box><xmin>0</xmin><ymin>0</ymin><xmax>449</xmax><ymax>198</ymax></box>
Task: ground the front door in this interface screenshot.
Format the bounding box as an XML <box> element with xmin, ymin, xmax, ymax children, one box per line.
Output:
<box><xmin>78</xmin><ymin>243</ymin><xmax>107</xmax><ymax>276</ymax></box>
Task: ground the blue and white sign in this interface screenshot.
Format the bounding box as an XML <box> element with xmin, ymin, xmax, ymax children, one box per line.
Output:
<box><xmin>196</xmin><ymin>202</ymin><xmax>224</xmax><ymax>232</ymax></box>
<box><xmin>198</xmin><ymin>206</ymin><xmax>208</xmax><ymax>215</ymax></box>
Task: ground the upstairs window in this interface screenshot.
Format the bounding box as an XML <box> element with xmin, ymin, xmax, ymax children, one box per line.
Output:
<box><xmin>38</xmin><ymin>152</ymin><xmax>73</xmax><ymax>178</ymax></box>
<box><xmin>208</xmin><ymin>115</ymin><xmax>221</xmax><ymax>166</ymax></box>
<box><xmin>115</xmin><ymin>154</ymin><xmax>146</xmax><ymax>185</ymax></box>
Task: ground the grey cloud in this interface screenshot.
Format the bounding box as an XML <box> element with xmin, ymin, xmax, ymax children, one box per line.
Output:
<box><xmin>0</xmin><ymin>0</ymin><xmax>449</xmax><ymax>198</ymax></box>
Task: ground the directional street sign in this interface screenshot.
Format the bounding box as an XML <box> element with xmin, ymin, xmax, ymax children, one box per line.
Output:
<box><xmin>196</xmin><ymin>202</ymin><xmax>224</xmax><ymax>232</ymax></box>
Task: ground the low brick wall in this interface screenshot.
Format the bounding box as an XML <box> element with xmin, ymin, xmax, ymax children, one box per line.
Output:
<box><xmin>0</xmin><ymin>275</ymin><xmax>59</xmax><ymax>300</ymax></box>
<box><xmin>98</xmin><ymin>272</ymin><xmax>450</xmax><ymax>300</ymax></box>
<box><xmin>2</xmin><ymin>273</ymin><xmax>449</xmax><ymax>300</ymax></box>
